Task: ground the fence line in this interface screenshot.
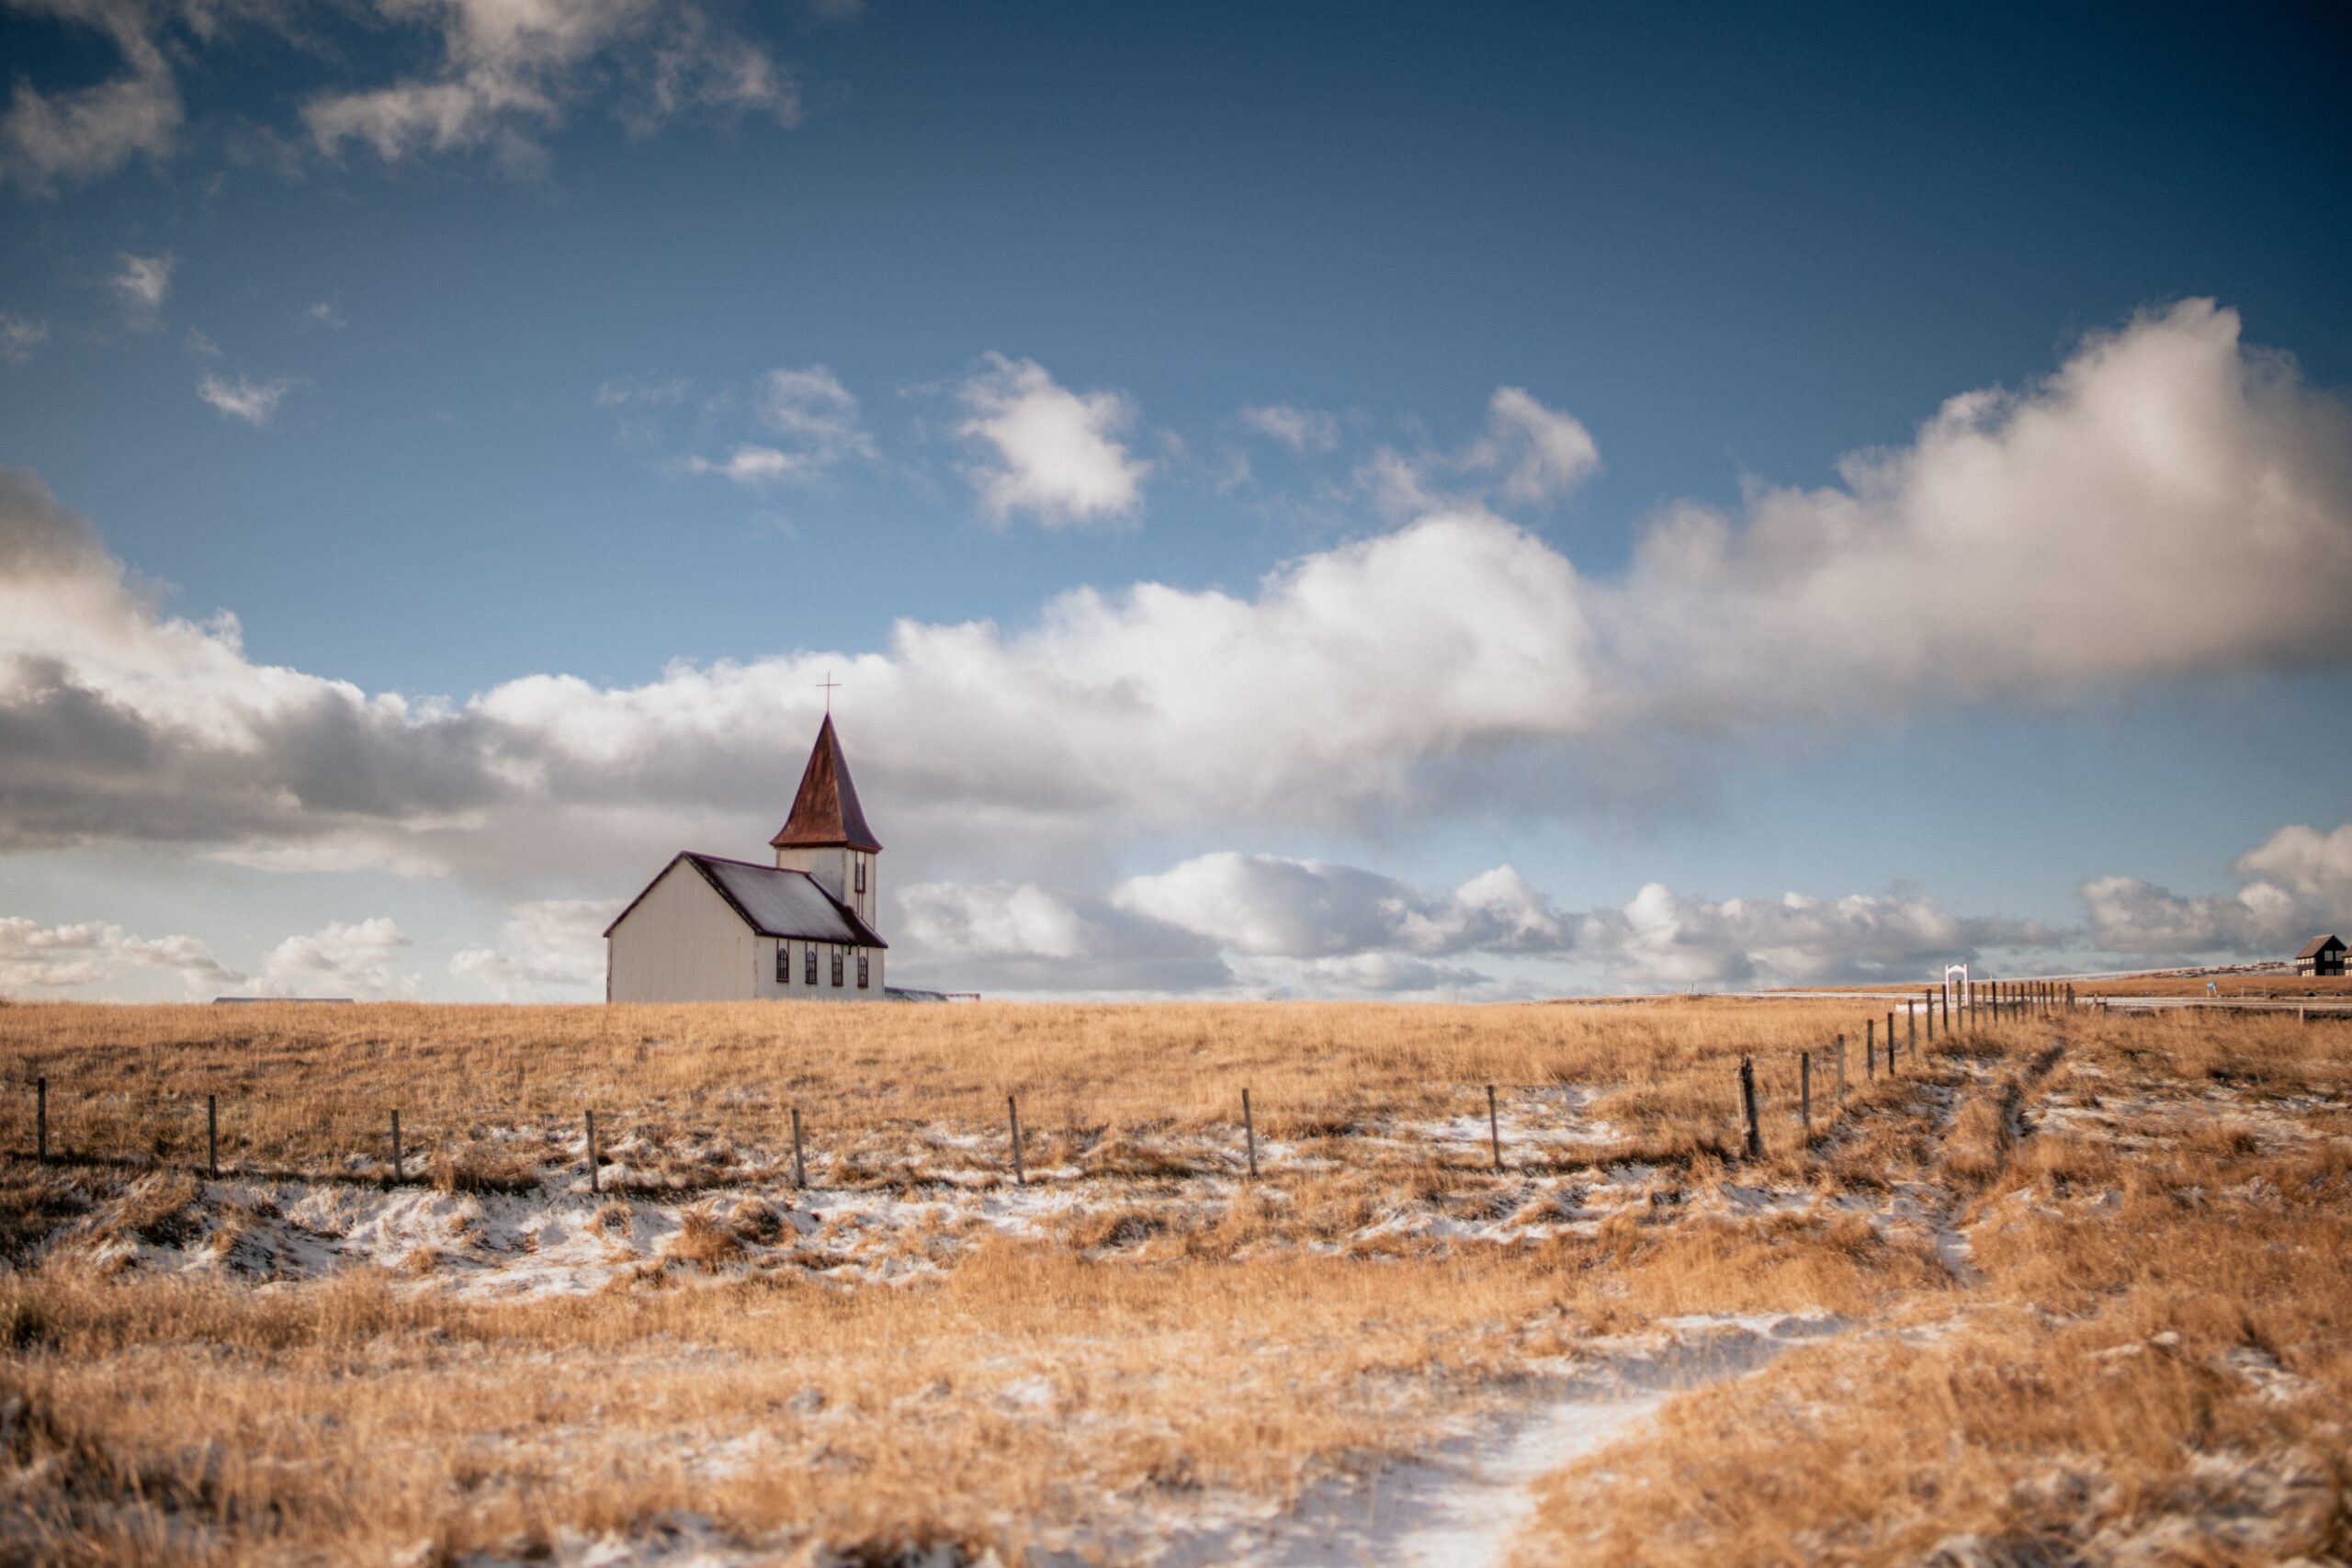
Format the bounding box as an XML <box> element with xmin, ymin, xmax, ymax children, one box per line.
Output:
<box><xmin>6</xmin><ymin>998</ymin><xmax>2075</xmax><ymax>1191</ymax></box>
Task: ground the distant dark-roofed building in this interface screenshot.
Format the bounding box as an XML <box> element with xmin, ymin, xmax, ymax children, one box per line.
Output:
<box><xmin>2293</xmin><ymin>934</ymin><xmax>2346</xmax><ymax>977</ymax></box>
<box><xmin>604</xmin><ymin>714</ymin><xmax>888</xmax><ymax>1002</ymax></box>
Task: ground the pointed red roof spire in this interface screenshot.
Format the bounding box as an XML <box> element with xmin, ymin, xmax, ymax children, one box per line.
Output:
<box><xmin>771</xmin><ymin>713</ymin><xmax>882</xmax><ymax>852</ymax></box>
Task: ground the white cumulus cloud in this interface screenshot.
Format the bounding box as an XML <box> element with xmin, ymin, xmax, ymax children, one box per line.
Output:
<box><xmin>1473</xmin><ymin>386</ymin><xmax>1602</xmax><ymax>505</ymax></box>
<box><xmin>252</xmin><ymin>916</ymin><xmax>415</xmax><ymax>998</ymax></box>
<box><xmin>899</xmin><ymin>881</ymin><xmax>1091</xmax><ymax>961</ymax></box>
<box><xmin>0</xmin><ymin>301</ymin><xmax>2347</xmax><ymax>910</ymax></box>
<box><xmin>1579</xmin><ymin>884</ymin><xmax>2057</xmax><ymax>989</ymax></box>
<box><xmin>1114</xmin><ymin>852</ymin><xmax>1571</xmax><ymax>960</ymax></box>
<box><xmin>0</xmin><ymin>915</ymin><xmax>237</xmax><ymax>997</ymax></box>
<box><xmin>2081</xmin><ymin>822</ymin><xmax>2352</xmax><ymax>959</ymax></box>
<box><xmin>450</xmin><ymin>898</ymin><xmax>616</xmax><ymax>999</ymax></box>
<box><xmin>956</xmin><ymin>354</ymin><xmax>1151</xmax><ymax>526</ymax></box>
<box><xmin>904</xmin><ymin>852</ymin><xmax>2059</xmax><ymax>998</ymax></box>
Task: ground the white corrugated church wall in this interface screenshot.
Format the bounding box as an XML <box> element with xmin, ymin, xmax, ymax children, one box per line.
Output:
<box><xmin>606</xmin><ymin>863</ymin><xmax>758</xmax><ymax>1002</ymax></box>
<box><xmin>753</xmin><ymin>938</ymin><xmax>886</xmax><ymax>1001</ymax></box>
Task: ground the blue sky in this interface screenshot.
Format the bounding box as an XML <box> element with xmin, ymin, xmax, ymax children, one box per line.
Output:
<box><xmin>3</xmin><ymin>0</ymin><xmax>2348</xmax><ymax>1000</ymax></box>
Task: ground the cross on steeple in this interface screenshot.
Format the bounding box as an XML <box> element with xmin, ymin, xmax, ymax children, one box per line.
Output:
<box><xmin>817</xmin><ymin>671</ymin><xmax>841</xmax><ymax>713</ymax></box>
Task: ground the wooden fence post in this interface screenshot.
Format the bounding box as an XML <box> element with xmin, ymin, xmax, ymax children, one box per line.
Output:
<box><xmin>1889</xmin><ymin>1021</ymin><xmax>1899</xmax><ymax>1077</ymax></box>
<box><xmin>1800</xmin><ymin>1051</ymin><xmax>1812</xmax><ymax>1142</ymax></box>
<box><xmin>390</xmin><ymin>1110</ymin><xmax>401</xmax><ymax>1185</ymax></box>
<box><xmin>1487</xmin><ymin>1084</ymin><xmax>1502</xmax><ymax>1172</ymax></box>
<box><xmin>1738</xmin><ymin>1057</ymin><xmax>1761</xmax><ymax>1159</ymax></box>
<box><xmin>207</xmin><ymin>1094</ymin><xmax>218</xmax><ymax>1179</ymax></box>
<box><xmin>586</xmin><ymin>1110</ymin><xmax>599</xmax><ymax>1195</ymax></box>
<box><xmin>790</xmin><ymin>1106</ymin><xmax>808</xmax><ymax>1190</ymax></box>
<box><xmin>1866</xmin><ymin>1019</ymin><xmax>1875</xmax><ymax>1073</ymax></box>
<box><xmin>1925</xmin><ymin>992</ymin><xmax>1934</xmax><ymax>1044</ymax></box>
<box><xmin>1242</xmin><ymin>1089</ymin><xmax>1259</xmax><ymax>1179</ymax></box>
<box><xmin>1008</xmin><ymin>1094</ymin><xmax>1025</xmax><ymax>1186</ymax></box>
<box><xmin>37</xmin><ymin>1076</ymin><xmax>48</xmax><ymax>1164</ymax></box>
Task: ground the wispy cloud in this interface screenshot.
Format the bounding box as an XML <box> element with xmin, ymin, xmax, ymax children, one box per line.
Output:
<box><xmin>686</xmin><ymin>364</ymin><xmax>875</xmax><ymax>486</ymax></box>
<box><xmin>1360</xmin><ymin>384</ymin><xmax>1600</xmax><ymax>516</ymax></box>
<box><xmin>0</xmin><ymin>1</ymin><xmax>183</xmax><ymax>195</ymax></box>
<box><xmin>301</xmin><ymin>0</ymin><xmax>801</xmax><ymax>170</ymax></box>
<box><xmin>112</xmin><ymin>251</ymin><xmax>175</xmax><ymax>319</ymax></box>
<box><xmin>304</xmin><ymin>302</ymin><xmax>346</xmax><ymax>330</ymax></box>
<box><xmin>197</xmin><ymin>372</ymin><xmax>300</xmax><ymax>425</ymax></box>
<box><xmin>597</xmin><ymin>376</ymin><xmax>690</xmax><ymax>408</ymax></box>
<box><xmin>1239</xmin><ymin>403</ymin><xmax>1340</xmax><ymax>453</ymax></box>
<box><xmin>0</xmin><ymin>312</ymin><xmax>48</xmax><ymax>364</ymax></box>
<box><xmin>684</xmin><ymin>444</ymin><xmax>807</xmax><ymax>485</ymax></box>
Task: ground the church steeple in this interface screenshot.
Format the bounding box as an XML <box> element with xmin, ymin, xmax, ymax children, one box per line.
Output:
<box><xmin>771</xmin><ymin>713</ymin><xmax>882</xmax><ymax>852</ymax></box>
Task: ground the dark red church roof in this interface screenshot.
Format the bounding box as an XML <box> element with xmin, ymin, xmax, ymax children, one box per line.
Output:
<box><xmin>770</xmin><ymin>714</ymin><xmax>882</xmax><ymax>852</ymax></box>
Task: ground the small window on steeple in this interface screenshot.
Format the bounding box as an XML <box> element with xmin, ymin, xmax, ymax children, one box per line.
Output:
<box><xmin>854</xmin><ymin>858</ymin><xmax>866</xmax><ymax>895</ymax></box>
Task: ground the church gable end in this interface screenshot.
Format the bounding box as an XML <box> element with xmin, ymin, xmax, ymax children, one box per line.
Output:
<box><xmin>608</xmin><ymin>713</ymin><xmax>888</xmax><ymax>1003</ymax></box>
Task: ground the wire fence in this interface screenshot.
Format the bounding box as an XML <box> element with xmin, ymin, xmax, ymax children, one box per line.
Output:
<box><xmin>4</xmin><ymin>987</ymin><xmax>2076</xmax><ymax>1196</ymax></box>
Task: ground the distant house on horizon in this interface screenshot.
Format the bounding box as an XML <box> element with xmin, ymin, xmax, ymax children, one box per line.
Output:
<box><xmin>2293</xmin><ymin>934</ymin><xmax>2346</xmax><ymax>977</ymax></box>
<box><xmin>604</xmin><ymin>714</ymin><xmax>889</xmax><ymax>1003</ymax></box>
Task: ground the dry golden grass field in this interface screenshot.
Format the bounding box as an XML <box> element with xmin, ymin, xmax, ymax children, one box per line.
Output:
<box><xmin>0</xmin><ymin>997</ymin><xmax>2346</xmax><ymax>1566</ymax></box>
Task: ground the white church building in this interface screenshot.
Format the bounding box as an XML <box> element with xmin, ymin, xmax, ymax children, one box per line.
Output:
<box><xmin>604</xmin><ymin>714</ymin><xmax>888</xmax><ymax>1002</ymax></box>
